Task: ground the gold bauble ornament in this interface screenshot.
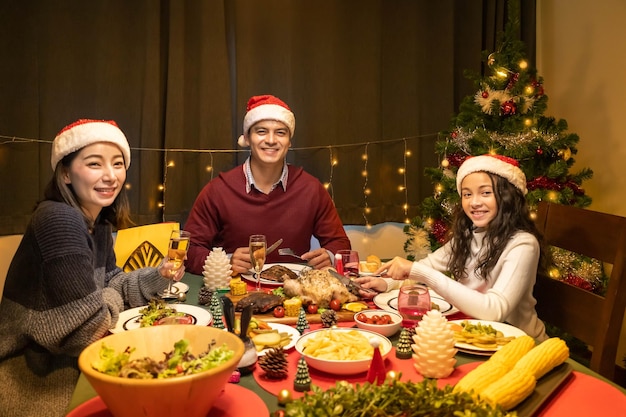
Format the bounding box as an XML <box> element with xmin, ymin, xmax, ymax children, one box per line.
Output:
<box><xmin>558</xmin><ymin>147</ymin><xmax>572</xmax><ymax>161</ymax></box>
<box><xmin>441</xmin><ymin>158</ymin><xmax>450</xmax><ymax>168</ymax></box>
<box><xmin>386</xmin><ymin>370</ymin><xmax>399</xmax><ymax>382</ymax></box>
<box><xmin>277</xmin><ymin>389</ymin><xmax>293</xmax><ymax>405</ymax></box>
<box><xmin>487</xmin><ymin>53</ymin><xmax>496</xmax><ymax>66</ymax></box>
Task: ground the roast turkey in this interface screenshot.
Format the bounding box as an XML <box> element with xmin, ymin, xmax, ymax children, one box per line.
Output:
<box><xmin>282</xmin><ymin>268</ymin><xmax>358</xmax><ymax>308</ymax></box>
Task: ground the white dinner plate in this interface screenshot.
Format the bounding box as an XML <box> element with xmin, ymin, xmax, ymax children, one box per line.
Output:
<box><xmin>255</xmin><ymin>323</ymin><xmax>300</xmax><ymax>356</ymax></box>
<box><xmin>241</xmin><ymin>263</ymin><xmax>308</xmax><ymax>287</ymax></box>
<box><xmin>110</xmin><ymin>304</ymin><xmax>213</xmax><ymax>333</ymax></box>
<box><xmin>172</xmin><ymin>281</ymin><xmax>189</xmax><ymax>293</ymax></box>
<box><xmin>449</xmin><ymin>319</ymin><xmax>527</xmax><ymax>355</ymax></box>
<box><xmin>373</xmin><ymin>289</ymin><xmax>459</xmax><ymax>316</ymax></box>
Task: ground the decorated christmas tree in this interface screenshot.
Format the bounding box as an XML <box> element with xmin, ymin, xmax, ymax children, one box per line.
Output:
<box><xmin>404</xmin><ymin>4</ymin><xmax>606</xmax><ymax>295</ymax></box>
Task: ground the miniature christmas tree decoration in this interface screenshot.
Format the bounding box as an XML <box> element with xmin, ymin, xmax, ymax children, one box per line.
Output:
<box><xmin>293</xmin><ymin>356</ymin><xmax>312</xmax><ymax>392</ymax></box>
<box><xmin>209</xmin><ymin>291</ymin><xmax>225</xmax><ymax>329</ymax></box>
<box><xmin>395</xmin><ymin>327</ymin><xmax>414</xmax><ymax>359</ymax></box>
<box><xmin>366</xmin><ymin>339</ymin><xmax>386</xmax><ymax>385</ymax></box>
<box><xmin>296</xmin><ymin>307</ymin><xmax>309</xmax><ymax>335</ymax></box>
<box><xmin>411</xmin><ymin>310</ymin><xmax>456</xmax><ymax>378</ymax></box>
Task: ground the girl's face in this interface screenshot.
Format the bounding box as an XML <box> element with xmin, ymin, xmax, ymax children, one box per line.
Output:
<box><xmin>460</xmin><ymin>171</ymin><xmax>498</xmax><ymax>229</ymax></box>
<box><xmin>63</xmin><ymin>142</ymin><xmax>127</xmax><ymax>221</ymax></box>
<box><xmin>245</xmin><ymin>120</ymin><xmax>291</xmax><ymax>166</ymax></box>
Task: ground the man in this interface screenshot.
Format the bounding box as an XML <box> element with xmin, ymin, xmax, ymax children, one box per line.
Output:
<box><xmin>185</xmin><ymin>94</ymin><xmax>351</xmax><ymax>275</ymax></box>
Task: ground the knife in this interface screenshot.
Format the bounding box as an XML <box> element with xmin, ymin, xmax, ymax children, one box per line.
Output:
<box><xmin>328</xmin><ymin>268</ymin><xmax>377</xmax><ymax>294</ymax></box>
<box><xmin>266</xmin><ymin>238</ymin><xmax>283</xmax><ymax>256</ymax></box>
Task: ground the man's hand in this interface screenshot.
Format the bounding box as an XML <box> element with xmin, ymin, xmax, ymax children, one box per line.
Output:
<box><xmin>230</xmin><ymin>247</ymin><xmax>252</xmax><ymax>274</ymax></box>
<box><xmin>300</xmin><ymin>248</ymin><xmax>332</xmax><ymax>269</ymax></box>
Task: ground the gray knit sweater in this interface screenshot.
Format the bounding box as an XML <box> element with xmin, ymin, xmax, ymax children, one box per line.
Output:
<box><xmin>0</xmin><ymin>201</ymin><xmax>169</xmax><ymax>416</ymax></box>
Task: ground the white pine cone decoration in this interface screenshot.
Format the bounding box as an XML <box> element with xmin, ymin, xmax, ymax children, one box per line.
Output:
<box><xmin>411</xmin><ymin>309</ymin><xmax>457</xmax><ymax>378</ymax></box>
<box><xmin>202</xmin><ymin>247</ymin><xmax>233</xmax><ymax>290</ymax></box>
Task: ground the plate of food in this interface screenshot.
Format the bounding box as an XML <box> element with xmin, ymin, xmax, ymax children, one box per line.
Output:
<box><xmin>110</xmin><ymin>300</ymin><xmax>213</xmax><ymax>333</ymax></box>
<box><xmin>449</xmin><ymin>319</ymin><xmax>527</xmax><ymax>355</ymax></box>
<box><xmin>251</xmin><ymin>323</ymin><xmax>300</xmax><ymax>356</ymax></box>
<box><xmin>373</xmin><ymin>289</ymin><xmax>459</xmax><ymax>316</ymax></box>
<box><xmin>241</xmin><ymin>263</ymin><xmax>309</xmax><ymax>287</ymax></box>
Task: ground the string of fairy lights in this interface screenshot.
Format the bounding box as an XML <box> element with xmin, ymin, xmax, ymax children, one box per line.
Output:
<box><xmin>1</xmin><ymin>133</ymin><xmax>437</xmax><ymax>226</ymax></box>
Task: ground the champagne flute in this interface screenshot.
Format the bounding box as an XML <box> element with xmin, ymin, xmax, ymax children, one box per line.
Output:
<box><xmin>159</xmin><ymin>230</ymin><xmax>191</xmax><ymax>299</ymax></box>
<box><xmin>249</xmin><ymin>234</ymin><xmax>266</xmax><ymax>292</ymax></box>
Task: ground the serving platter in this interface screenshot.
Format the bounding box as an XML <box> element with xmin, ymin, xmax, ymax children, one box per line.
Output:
<box><xmin>110</xmin><ymin>304</ymin><xmax>212</xmax><ymax>333</ymax></box>
<box><xmin>373</xmin><ymin>289</ymin><xmax>459</xmax><ymax>316</ymax></box>
<box><xmin>449</xmin><ymin>319</ymin><xmax>527</xmax><ymax>355</ymax></box>
<box><xmin>241</xmin><ymin>263</ymin><xmax>308</xmax><ymax>287</ymax></box>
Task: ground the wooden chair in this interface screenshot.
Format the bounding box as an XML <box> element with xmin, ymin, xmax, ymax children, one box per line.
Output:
<box><xmin>533</xmin><ymin>202</ymin><xmax>626</xmax><ymax>381</ymax></box>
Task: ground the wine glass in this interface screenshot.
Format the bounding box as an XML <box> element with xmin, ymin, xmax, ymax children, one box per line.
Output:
<box><xmin>249</xmin><ymin>234</ymin><xmax>266</xmax><ymax>292</ymax></box>
<box><xmin>159</xmin><ymin>229</ymin><xmax>191</xmax><ymax>299</ymax></box>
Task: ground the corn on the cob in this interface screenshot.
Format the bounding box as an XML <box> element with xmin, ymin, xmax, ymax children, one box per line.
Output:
<box><xmin>453</xmin><ymin>361</ymin><xmax>509</xmax><ymax>395</ymax></box>
<box><xmin>489</xmin><ymin>335</ymin><xmax>536</xmax><ymax>368</ymax></box>
<box><xmin>480</xmin><ymin>368</ymin><xmax>537</xmax><ymax>410</ymax></box>
<box><xmin>513</xmin><ymin>337</ymin><xmax>569</xmax><ymax>379</ymax></box>
<box><xmin>283</xmin><ymin>297</ymin><xmax>302</xmax><ymax>317</ymax></box>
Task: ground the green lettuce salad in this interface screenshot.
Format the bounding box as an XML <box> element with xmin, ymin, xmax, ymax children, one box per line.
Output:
<box><xmin>92</xmin><ymin>339</ymin><xmax>234</xmax><ymax>379</ymax></box>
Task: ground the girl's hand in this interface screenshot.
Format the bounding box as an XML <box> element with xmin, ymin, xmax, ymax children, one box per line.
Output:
<box><xmin>354</xmin><ymin>276</ymin><xmax>388</xmax><ymax>299</ymax></box>
<box><xmin>378</xmin><ymin>256</ymin><xmax>414</xmax><ymax>281</ymax></box>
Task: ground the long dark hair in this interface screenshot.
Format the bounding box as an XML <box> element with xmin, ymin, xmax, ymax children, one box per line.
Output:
<box><xmin>447</xmin><ymin>172</ymin><xmax>543</xmax><ymax>281</ymax></box>
<box><xmin>42</xmin><ymin>150</ymin><xmax>133</xmax><ymax>230</ymax></box>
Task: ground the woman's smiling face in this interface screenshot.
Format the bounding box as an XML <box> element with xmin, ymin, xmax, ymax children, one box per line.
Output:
<box><xmin>63</xmin><ymin>142</ymin><xmax>127</xmax><ymax>221</ymax></box>
<box><xmin>460</xmin><ymin>171</ymin><xmax>498</xmax><ymax>228</ymax></box>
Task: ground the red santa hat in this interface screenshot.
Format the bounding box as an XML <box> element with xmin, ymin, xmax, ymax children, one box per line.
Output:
<box><xmin>456</xmin><ymin>154</ymin><xmax>527</xmax><ymax>195</ymax></box>
<box><xmin>51</xmin><ymin>119</ymin><xmax>131</xmax><ymax>170</ymax></box>
<box><xmin>237</xmin><ymin>95</ymin><xmax>295</xmax><ymax>148</ymax></box>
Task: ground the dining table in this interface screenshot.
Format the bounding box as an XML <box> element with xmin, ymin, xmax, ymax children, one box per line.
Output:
<box><xmin>66</xmin><ymin>271</ymin><xmax>626</xmax><ymax>417</ymax></box>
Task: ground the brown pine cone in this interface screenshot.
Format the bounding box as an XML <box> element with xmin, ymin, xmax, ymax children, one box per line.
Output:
<box><xmin>258</xmin><ymin>347</ymin><xmax>288</xmax><ymax>379</ymax></box>
<box><xmin>197</xmin><ymin>286</ymin><xmax>214</xmax><ymax>305</ymax></box>
<box><xmin>320</xmin><ymin>309</ymin><xmax>338</xmax><ymax>328</ymax></box>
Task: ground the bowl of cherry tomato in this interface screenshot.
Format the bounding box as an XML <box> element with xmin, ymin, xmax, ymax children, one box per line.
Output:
<box><xmin>354</xmin><ymin>309</ymin><xmax>402</xmax><ymax>337</ymax></box>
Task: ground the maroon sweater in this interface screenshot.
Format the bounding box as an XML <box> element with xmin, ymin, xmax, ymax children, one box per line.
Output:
<box><xmin>184</xmin><ymin>164</ymin><xmax>351</xmax><ymax>274</ymax></box>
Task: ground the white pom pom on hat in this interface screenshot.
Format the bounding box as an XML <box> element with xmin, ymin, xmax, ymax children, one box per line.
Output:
<box><xmin>51</xmin><ymin>119</ymin><xmax>131</xmax><ymax>171</ymax></box>
<box><xmin>456</xmin><ymin>154</ymin><xmax>527</xmax><ymax>195</ymax></box>
<box><xmin>237</xmin><ymin>95</ymin><xmax>295</xmax><ymax>148</ymax></box>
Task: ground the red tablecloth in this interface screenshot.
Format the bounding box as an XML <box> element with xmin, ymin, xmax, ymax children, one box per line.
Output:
<box><xmin>254</xmin><ymin>344</ymin><xmax>626</xmax><ymax>417</ymax></box>
<box><xmin>66</xmin><ymin>383</ymin><xmax>269</xmax><ymax>417</ymax></box>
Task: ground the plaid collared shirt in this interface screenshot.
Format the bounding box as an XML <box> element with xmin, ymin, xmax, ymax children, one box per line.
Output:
<box><xmin>244</xmin><ymin>156</ymin><xmax>289</xmax><ymax>194</ymax></box>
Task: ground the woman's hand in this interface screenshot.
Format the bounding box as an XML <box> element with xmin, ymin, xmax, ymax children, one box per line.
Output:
<box><xmin>230</xmin><ymin>247</ymin><xmax>252</xmax><ymax>274</ymax></box>
<box><xmin>158</xmin><ymin>258</ymin><xmax>186</xmax><ymax>282</ymax></box>
<box><xmin>378</xmin><ymin>256</ymin><xmax>414</xmax><ymax>281</ymax></box>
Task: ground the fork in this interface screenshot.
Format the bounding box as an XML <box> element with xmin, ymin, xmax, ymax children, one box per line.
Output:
<box><xmin>278</xmin><ymin>248</ymin><xmax>304</xmax><ymax>260</ymax></box>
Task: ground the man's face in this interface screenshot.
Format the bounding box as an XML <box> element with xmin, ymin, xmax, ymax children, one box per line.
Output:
<box><xmin>245</xmin><ymin>120</ymin><xmax>291</xmax><ymax>165</ymax></box>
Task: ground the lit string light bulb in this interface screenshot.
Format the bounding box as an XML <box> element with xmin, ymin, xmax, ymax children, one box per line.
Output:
<box><xmin>206</xmin><ymin>152</ymin><xmax>214</xmax><ymax>180</ymax></box>
<box><xmin>327</xmin><ymin>146</ymin><xmax>335</xmax><ymax>200</ymax></box>
<box><xmin>361</xmin><ymin>145</ymin><xmax>370</xmax><ymax>226</ymax></box>
<box><xmin>402</xmin><ymin>139</ymin><xmax>409</xmax><ymax>223</ymax></box>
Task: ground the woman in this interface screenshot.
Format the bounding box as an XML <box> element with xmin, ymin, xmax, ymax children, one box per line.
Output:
<box><xmin>357</xmin><ymin>154</ymin><xmax>548</xmax><ymax>341</ymax></box>
<box><xmin>0</xmin><ymin>119</ymin><xmax>183</xmax><ymax>416</ymax></box>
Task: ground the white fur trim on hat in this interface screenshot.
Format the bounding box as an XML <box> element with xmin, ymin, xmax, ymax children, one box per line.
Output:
<box><xmin>456</xmin><ymin>154</ymin><xmax>527</xmax><ymax>195</ymax></box>
<box><xmin>51</xmin><ymin>119</ymin><xmax>131</xmax><ymax>170</ymax></box>
<box><xmin>238</xmin><ymin>95</ymin><xmax>295</xmax><ymax>148</ymax></box>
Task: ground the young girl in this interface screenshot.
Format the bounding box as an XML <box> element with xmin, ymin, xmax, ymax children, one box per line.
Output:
<box><xmin>356</xmin><ymin>154</ymin><xmax>547</xmax><ymax>341</ymax></box>
<box><xmin>0</xmin><ymin>119</ymin><xmax>183</xmax><ymax>417</ymax></box>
